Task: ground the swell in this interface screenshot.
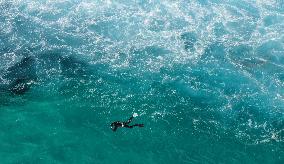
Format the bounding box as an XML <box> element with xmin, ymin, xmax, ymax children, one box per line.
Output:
<box><xmin>0</xmin><ymin>0</ymin><xmax>283</xmax><ymax>157</ymax></box>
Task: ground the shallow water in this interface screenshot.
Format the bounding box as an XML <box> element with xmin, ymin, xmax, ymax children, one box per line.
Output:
<box><xmin>0</xmin><ymin>0</ymin><xmax>284</xmax><ymax>163</ymax></box>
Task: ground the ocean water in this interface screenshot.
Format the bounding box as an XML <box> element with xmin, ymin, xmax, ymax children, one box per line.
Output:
<box><xmin>0</xmin><ymin>0</ymin><xmax>284</xmax><ymax>163</ymax></box>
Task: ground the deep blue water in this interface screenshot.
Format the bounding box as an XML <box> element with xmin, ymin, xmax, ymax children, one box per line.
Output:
<box><xmin>0</xmin><ymin>0</ymin><xmax>284</xmax><ymax>163</ymax></box>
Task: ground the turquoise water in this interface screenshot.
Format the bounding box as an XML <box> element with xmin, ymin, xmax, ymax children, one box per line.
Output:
<box><xmin>0</xmin><ymin>0</ymin><xmax>284</xmax><ymax>163</ymax></box>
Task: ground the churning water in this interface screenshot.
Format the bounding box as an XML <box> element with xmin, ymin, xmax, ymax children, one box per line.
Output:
<box><xmin>0</xmin><ymin>0</ymin><xmax>283</xmax><ymax>163</ymax></box>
